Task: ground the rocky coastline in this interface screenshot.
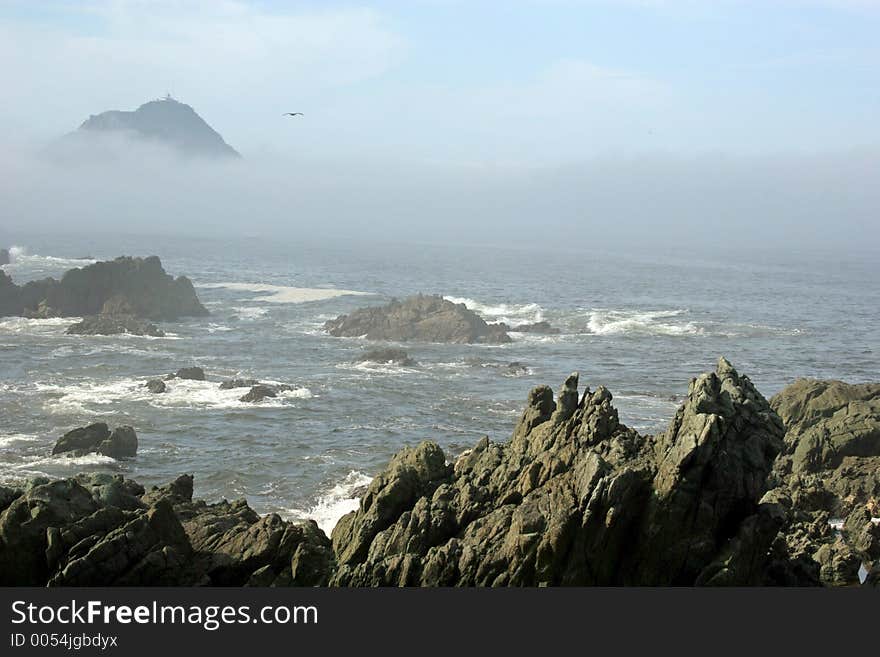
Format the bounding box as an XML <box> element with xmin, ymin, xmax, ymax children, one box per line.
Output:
<box><xmin>1</xmin><ymin>358</ymin><xmax>876</xmax><ymax>586</ymax></box>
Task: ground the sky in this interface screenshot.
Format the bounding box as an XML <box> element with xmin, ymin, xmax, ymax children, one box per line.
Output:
<box><xmin>1</xmin><ymin>0</ymin><xmax>878</xmax><ymax>249</ymax></box>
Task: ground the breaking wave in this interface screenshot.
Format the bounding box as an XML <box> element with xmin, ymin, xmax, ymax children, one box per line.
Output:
<box><xmin>34</xmin><ymin>378</ymin><xmax>313</xmax><ymax>414</ymax></box>
<box><xmin>585</xmin><ymin>309</ymin><xmax>701</xmax><ymax>336</ymax></box>
<box><xmin>443</xmin><ymin>296</ymin><xmax>544</xmax><ymax>327</ymax></box>
<box><xmin>286</xmin><ymin>470</ymin><xmax>373</xmax><ymax>534</ymax></box>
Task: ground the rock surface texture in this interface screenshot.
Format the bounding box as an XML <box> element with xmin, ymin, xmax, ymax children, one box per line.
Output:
<box><xmin>2</xmin><ymin>360</ymin><xmax>877</xmax><ymax>586</ymax></box>
<box><xmin>325</xmin><ymin>295</ymin><xmax>511</xmax><ymax>344</ymax></box>
<box><xmin>52</xmin><ymin>423</ymin><xmax>138</xmax><ymax>460</ymax></box>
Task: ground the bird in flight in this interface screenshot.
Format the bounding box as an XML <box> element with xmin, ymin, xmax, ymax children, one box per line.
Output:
<box><xmin>283</xmin><ymin>112</ymin><xmax>304</xmax><ymax>117</ymax></box>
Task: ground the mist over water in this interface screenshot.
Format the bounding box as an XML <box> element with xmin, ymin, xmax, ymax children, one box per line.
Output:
<box><xmin>2</xmin><ymin>235</ymin><xmax>877</xmax><ymax>531</ymax></box>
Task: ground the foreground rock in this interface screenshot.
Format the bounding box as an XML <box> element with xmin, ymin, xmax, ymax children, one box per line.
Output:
<box><xmin>356</xmin><ymin>348</ymin><xmax>416</xmax><ymax>366</ymax></box>
<box><xmin>0</xmin><ymin>256</ymin><xmax>207</xmax><ymax>320</ymax></box>
<box><xmin>0</xmin><ymin>474</ymin><xmax>329</xmax><ymax>586</ymax></box>
<box><xmin>766</xmin><ymin>379</ymin><xmax>880</xmax><ymax>586</ymax></box>
<box><xmin>66</xmin><ymin>314</ymin><xmax>165</xmax><ymax>337</ymax></box>
<box><xmin>325</xmin><ymin>295</ymin><xmax>511</xmax><ymax>344</ymax></box>
<box><xmin>330</xmin><ymin>357</ymin><xmax>791</xmax><ymax>585</ymax></box>
<box><xmin>52</xmin><ymin>423</ymin><xmax>138</xmax><ymax>459</ymax></box>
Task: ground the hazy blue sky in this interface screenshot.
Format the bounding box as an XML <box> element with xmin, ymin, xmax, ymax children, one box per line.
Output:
<box><xmin>1</xmin><ymin>1</ymin><xmax>878</xmax><ymax>248</ymax></box>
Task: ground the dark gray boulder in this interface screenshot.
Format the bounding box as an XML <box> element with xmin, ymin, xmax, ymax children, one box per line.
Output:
<box><xmin>145</xmin><ymin>379</ymin><xmax>167</xmax><ymax>394</ymax></box>
<box><xmin>172</xmin><ymin>367</ymin><xmax>205</xmax><ymax>381</ymax></box>
<box><xmin>52</xmin><ymin>423</ymin><xmax>138</xmax><ymax>459</ymax></box>
<box><xmin>357</xmin><ymin>348</ymin><xmax>416</xmax><ymax>366</ymax></box>
<box><xmin>325</xmin><ymin>294</ymin><xmax>511</xmax><ymax>344</ymax></box>
<box><xmin>239</xmin><ymin>384</ymin><xmax>292</xmax><ymax>403</ymax></box>
<box><xmin>511</xmin><ymin>321</ymin><xmax>561</xmax><ymax>334</ymax></box>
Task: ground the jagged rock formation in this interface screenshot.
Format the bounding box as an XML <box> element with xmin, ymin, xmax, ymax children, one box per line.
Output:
<box><xmin>52</xmin><ymin>423</ymin><xmax>138</xmax><ymax>460</ymax></box>
<box><xmin>0</xmin><ymin>474</ymin><xmax>329</xmax><ymax>586</ymax></box>
<box><xmin>356</xmin><ymin>348</ymin><xmax>416</xmax><ymax>366</ymax></box>
<box><xmin>325</xmin><ymin>295</ymin><xmax>511</xmax><ymax>344</ymax></box>
<box><xmin>763</xmin><ymin>379</ymin><xmax>880</xmax><ymax>586</ymax></box>
<box><xmin>56</xmin><ymin>97</ymin><xmax>240</xmax><ymax>159</ymax></box>
<box><xmin>330</xmin><ymin>358</ymin><xmax>789</xmax><ymax>585</ymax></box>
<box><xmin>0</xmin><ymin>256</ymin><xmax>207</xmax><ymax>321</ymax></box>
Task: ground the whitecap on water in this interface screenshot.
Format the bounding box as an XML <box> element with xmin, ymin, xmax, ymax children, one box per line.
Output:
<box><xmin>443</xmin><ymin>295</ymin><xmax>545</xmax><ymax>327</ymax></box>
<box><xmin>201</xmin><ymin>282</ymin><xmax>371</xmax><ymax>304</ymax></box>
<box><xmin>285</xmin><ymin>470</ymin><xmax>372</xmax><ymax>534</ymax></box>
<box><xmin>34</xmin><ymin>378</ymin><xmax>313</xmax><ymax>413</ymax></box>
<box><xmin>585</xmin><ymin>308</ymin><xmax>702</xmax><ymax>337</ymax></box>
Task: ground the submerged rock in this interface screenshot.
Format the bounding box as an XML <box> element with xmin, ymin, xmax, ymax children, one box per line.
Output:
<box><xmin>239</xmin><ymin>384</ymin><xmax>292</xmax><ymax>403</ymax></box>
<box><xmin>219</xmin><ymin>378</ymin><xmax>260</xmax><ymax>390</ymax></box>
<box><xmin>66</xmin><ymin>314</ymin><xmax>165</xmax><ymax>337</ymax></box>
<box><xmin>511</xmin><ymin>321</ymin><xmax>561</xmax><ymax>334</ymax></box>
<box><xmin>325</xmin><ymin>294</ymin><xmax>511</xmax><ymax>344</ymax></box>
<box><xmin>52</xmin><ymin>423</ymin><xmax>138</xmax><ymax>459</ymax></box>
<box><xmin>169</xmin><ymin>367</ymin><xmax>205</xmax><ymax>381</ymax></box>
<box><xmin>145</xmin><ymin>379</ymin><xmax>167</xmax><ymax>394</ymax></box>
<box><xmin>356</xmin><ymin>348</ymin><xmax>416</xmax><ymax>366</ymax></box>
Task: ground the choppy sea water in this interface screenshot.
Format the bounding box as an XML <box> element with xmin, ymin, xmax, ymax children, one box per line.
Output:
<box><xmin>1</xmin><ymin>236</ymin><xmax>877</xmax><ymax>533</ymax></box>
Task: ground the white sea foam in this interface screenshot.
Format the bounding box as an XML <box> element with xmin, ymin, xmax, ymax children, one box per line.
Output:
<box><xmin>2</xmin><ymin>246</ymin><xmax>96</xmax><ymax>271</ymax></box>
<box><xmin>0</xmin><ymin>433</ymin><xmax>42</xmax><ymax>448</ymax></box>
<box><xmin>585</xmin><ymin>309</ymin><xmax>702</xmax><ymax>336</ymax></box>
<box><xmin>337</xmin><ymin>361</ymin><xmax>419</xmax><ymax>376</ymax></box>
<box><xmin>34</xmin><ymin>378</ymin><xmax>313</xmax><ymax>413</ymax></box>
<box><xmin>286</xmin><ymin>470</ymin><xmax>372</xmax><ymax>534</ymax></box>
<box><xmin>0</xmin><ymin>317</ymin><xmax>79</xmax><ymax>334</ymax></box>
<box><xmin>443</xmin><ymin>295</ymin><xmax>544</xmax><ymax>327</ymax></box>
<box><xmin>202</xmin><ymin>282</ymin><xmax>371</xmax><ymax>304</ymax></box>
<box><xmin>230</xmin><ymin>306</ymin><xmax>269</xmax><ymax>320</ymax></box>
<box><xmin>20</xmin><ymin>453</ymin><xmax>118</xmax><ymax>470</ymax></box>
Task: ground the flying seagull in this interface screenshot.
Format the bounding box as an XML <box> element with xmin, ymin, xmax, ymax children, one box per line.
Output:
<box><xmin>283</xmin><ymin>112</ymin><xmax>304</xmax><ymax>117</ymax></box>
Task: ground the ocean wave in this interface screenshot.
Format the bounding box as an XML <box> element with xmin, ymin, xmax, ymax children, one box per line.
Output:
<box><xmin>0</xmin><ymin>433</ymin><xmax>43</xmax><ymax>448</ymax></box>
<box><xmin>34</xmin><ymin>378</ymin><xmax>313</xmax><ymax>413</ymax></box>
<box><xmin>336</xmin><ymin>361</ymin><xmax>419</xmax><ymax>376</ymax></box>
<box><xmin>2</xmin><ymin>246</ymin><xmax>97</xmax><ymax>272</ymax></box>
<box><xmin>0</xmin><ymin>317</ymin><xmax>78</xmax><ymax>334</ymax></box>
<box><xmin>443</xmin><ymin>296</ymin><xmax>545</xmax><ymax>327</ymax></box>
<box><xmin>585</xmin><ymin>309</ymin><xmax>702</xmax><ymax>337</ymax></box>
<box><xmin>201</xmin><ymin>282</ymin><xmax>371</xmax><ymax>304</ymax></box>
<box><xmin>285</xmin><ymin>470</ymin><xmax>372</xmax><ymax>534</ymax></box>
<box><xmin>230</xmin><ymin>305</ymin><xmax>269</xmax><ymax>321</ymax></box>
<box><xmin>19</xmin><ymin>453</ymin><xmax>118</xmax><ymax>470</ymax></box>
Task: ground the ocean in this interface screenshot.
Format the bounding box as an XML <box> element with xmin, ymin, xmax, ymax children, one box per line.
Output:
<box><xmin>1</xmin><ymin>235</ymin><xmax>877</xmax><ymax>534</ymax></box>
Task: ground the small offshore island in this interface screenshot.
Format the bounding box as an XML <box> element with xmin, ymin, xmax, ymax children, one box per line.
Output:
<box><xmin>0</xmin><ymin>254</ymin><xmax>877</xmax><ymax>586</ymax></box>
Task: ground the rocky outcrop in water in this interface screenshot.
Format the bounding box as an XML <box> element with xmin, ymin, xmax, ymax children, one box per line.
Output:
<box><xmin>356</xmin><ymin>348</ymin><xmax>416</xmax><ymax>366</ymax></box>
<box><xmin>0</xmin><ymin>249</ymin><xmax>9</xmax><ymax>266</ymax></box>
<box><xmin>495</xmin><ymin>321</ymin><xmax>561</xmax><ymax>335</ymax></box>
<box><xmin>52</xmin><ymin>423</ymin><xmax>138</xmax><ymax>460</ymax></box>
<box><xmin>325</xmin><ymin>295</ymin><xmax>511</xmax><ymax>344</ymax></box>
<box><xmin>239</xmin><ymin>384</ymin><xmax>292</xmax><ymax>403</ymax></box>
<box><xmin>0</xmin><ymin>256</ymin><xmax>207</xmax><ymax>321</ymax></box>
<box><xmin>219</xmin><ymin>378</ymin><xmax>260</xmax><ymax>390</ymax></box>
<box><xmin>168</xmin><ymin>367</ymin><xmax>206</xmax><ymax>381</ymax></box>
<box><xmin>145</xmin><ymin>379</ymin><xmax>167</xmax><ymax>394</ymax></box>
